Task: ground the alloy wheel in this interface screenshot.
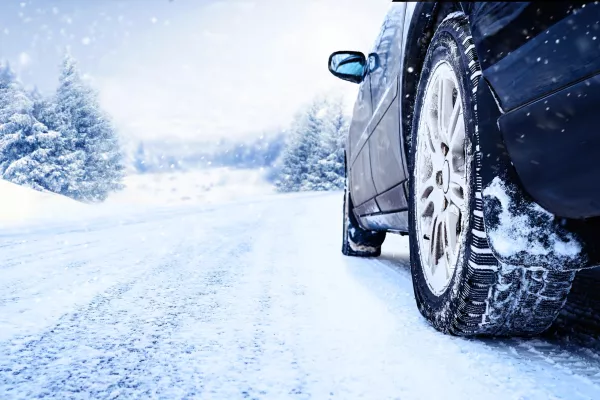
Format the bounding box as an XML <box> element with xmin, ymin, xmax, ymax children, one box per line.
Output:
<box><xmin>415</xmin><ymin>61</ymin><xmax>468</xmax><ymax>296</ymax></box>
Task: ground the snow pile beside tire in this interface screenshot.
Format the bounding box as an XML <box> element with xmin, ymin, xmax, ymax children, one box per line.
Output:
<box><xmin>483</xmin><ymin>176</ymin><xmax>584</xmax><ymax>266</ymax></box>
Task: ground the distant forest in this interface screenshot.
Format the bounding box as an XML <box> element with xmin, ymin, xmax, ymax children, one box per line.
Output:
<box><xmin>128</xmin><ymin>133</ymin><xmax>287</xmax><ymax>173</ymax></box>
<box><xmin>1</xmin><ymin>48</ymin><xmax>351</xmax><ymax>201</ymax></box>
<box><xmin>128</xmin><ymin>94</ymin><xmax>350</xmax><ymax>193</ymax></box>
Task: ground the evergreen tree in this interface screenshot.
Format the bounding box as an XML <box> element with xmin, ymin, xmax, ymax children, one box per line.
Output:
<box><xmin>0</xmin><ymin>62</ymin><xmax>66</xmax><ymax>192</ymax></box>
<box><xmin>275</xmin><ymin>96</ymin><xmax>326</xmax><ymax>192</ymax></box>
<box><xmin>274</xmin><ymin>94</ymin><xmax>350</xmax><ymax>192</ymax></box>
<box><xmin>54</xmin><ymin>53</ymin><xmax>124</xmax><ymax>202</ymax></box>
<box><xmin>32</xmin><ymin>92</ymin><xmax>87</xmax><ymax>196</ymax></box>
<box><xmin>321</xmin><ymin>96</ymin><xmax>349</xmax><ymax>189</ymax></box>
<box><xmin>308</xmin><ymin>96</ymin><xmax>348</xmax><ymax>190</ymax></box>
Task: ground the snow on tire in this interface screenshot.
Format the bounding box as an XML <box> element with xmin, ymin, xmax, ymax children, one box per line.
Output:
<box><xmin>407</xmin><ymin>14</ymin><xmax>575</xmax><ymax>336</ymax></box>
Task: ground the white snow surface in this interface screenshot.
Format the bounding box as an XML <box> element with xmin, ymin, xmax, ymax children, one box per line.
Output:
<box><xmin>0</xmin><ymin>179</ymin><xmax>87</xmax><ymax>228</ymax></box>
<box><xmin>105</xmin><ymin>168</ymin><xmax>274</xmax><ymax>206</ymax></box>
<box><xmin>2</xmin><ymin>191</ymin><xmax>600</xmax><ymax>399</ymax></box>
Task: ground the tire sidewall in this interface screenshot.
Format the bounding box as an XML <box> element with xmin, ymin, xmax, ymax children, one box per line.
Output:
<box><xmin>408</xmin><ymin>19</ymin><xmax>479</xmax><ymax>327</ymax></box>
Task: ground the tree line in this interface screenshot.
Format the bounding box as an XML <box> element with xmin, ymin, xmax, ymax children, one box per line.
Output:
<box><xmin>123</xmin><ymin>91</ymin><xmax>350</xmax><ymax>194</ymax></box>
<box><xmin>129</xmin><ymin>133</ymin><xmax>286</xmax><ymax>173</ymax></box>
<box><xmin>0</xmin><ymin>54</ymin><xmax>124</xmax><ymax>202</ymax></box>
<box><xmin>1</xmin><ymin>51</ymin><xmax>348</xmax><ymax>200</ymax></box>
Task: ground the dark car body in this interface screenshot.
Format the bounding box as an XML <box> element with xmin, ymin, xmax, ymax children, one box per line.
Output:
<box><xmin>345</xmin><ymin>1</ymin><xmax>600</xmax><ymax>267</ymax></box>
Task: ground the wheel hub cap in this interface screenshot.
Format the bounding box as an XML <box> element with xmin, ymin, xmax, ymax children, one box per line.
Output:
<box><xmin>414</xmin><ymin>61</ymin><xmax>469</xmax><ymax>296</ymax></box>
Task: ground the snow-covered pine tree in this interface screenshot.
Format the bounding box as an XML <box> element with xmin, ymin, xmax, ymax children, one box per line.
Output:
<box><xmin>307</xmin><ymin>95</ymin><xmax>348</xmax><ymax>191</ymax></box>
<box><xmin>54</xmin><ymin>53</ymin><xmax>124</xmax><ymax>202</ymax></box>
<box><xmin>0</xmin><ymin>62</ymin><xmax>68</xmax><ymax>193</ymax></box>
<box><xmin>31</xmin><ymin>88</ymin><xmax>87</xmax><ymax>197</ymax></box>
<box><xmin>275</xmin><ymin>96</ymin><xmax>326</xmax><ymax>192</ymax></box>
<box><xmin>322</xmin><ymin>96</ymin><xmax>349</xmax><ymax>189</ymax></box>
<box><xmin>274</xmin><ymin>94</ymin><xmax>351</xmax><ymax>192</ymax></box>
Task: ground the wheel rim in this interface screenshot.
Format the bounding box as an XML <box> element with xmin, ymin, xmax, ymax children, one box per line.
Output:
<box><xmin>415</xmin><ymin>61</ymin><xmax>469</xmax><ymax>296</ymax></box>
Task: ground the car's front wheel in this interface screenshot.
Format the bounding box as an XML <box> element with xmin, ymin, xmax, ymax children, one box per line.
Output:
<box><xmin>407</xmin><ymin>15</ymin><xmax>575</xmax><ymax>336</ymax></box>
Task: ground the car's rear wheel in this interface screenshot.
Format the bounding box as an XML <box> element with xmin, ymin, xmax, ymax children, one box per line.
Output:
<box><xmin>407</xmin><ymin>15</ymin><xmax>576</xmax><ymax>336</ymax></box>
<box><xmin>342</xmin><ymin>182</ymin><xmax>386</xmax><ymax>257</ymax></box>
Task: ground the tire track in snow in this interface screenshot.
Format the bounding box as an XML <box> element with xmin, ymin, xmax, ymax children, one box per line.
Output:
<box><xmin>0</xmin><ymin>224</ymin><xmax>170</xmax><ymax>323</ymax></box>
<box><xmin>224</xmin><ymin>209</ymin><xmax>309</xmax><ymax>398</ymax></box>
<box><xmin>0</xmin><ymin>217</ymin><xmax>258</xmax><ymax>399</ymax></box>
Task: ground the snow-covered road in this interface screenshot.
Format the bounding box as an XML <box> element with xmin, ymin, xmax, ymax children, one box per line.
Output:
<box><xmin>2</xmin><ymin>192</ymin><xmax>600</xmax><ymax>399</ymax></box>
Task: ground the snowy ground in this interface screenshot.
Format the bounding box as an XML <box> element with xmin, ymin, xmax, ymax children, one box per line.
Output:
<box><xmin>0</xmin><ymin>180</ymin><xmax>87</xmax><ymax>228</ymax></box>
<box><xmin>2</xmin><ymin>191</ymin><xmax>600</xmax><ymax>399</ymax></box>
<box><xmin>106</xmin><ymin>168</ymin><xmax>274</xmax><ymax>206</ymax></box>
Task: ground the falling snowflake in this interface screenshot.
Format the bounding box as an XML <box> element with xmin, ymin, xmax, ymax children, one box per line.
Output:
<box><xmin>19</xmin><ymin>52</ymin><xmax>31</xmax><ymax>67</ymax></box>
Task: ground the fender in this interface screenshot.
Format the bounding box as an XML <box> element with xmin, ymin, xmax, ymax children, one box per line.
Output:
<box><xmin>475</xmin><ymin>78</ymin><xmax>589</xmax><ymax>271</ymax></box>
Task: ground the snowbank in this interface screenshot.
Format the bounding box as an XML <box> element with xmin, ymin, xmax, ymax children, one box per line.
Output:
<box><xmin>0</xmin><ymin>179</ymin><xmax>87</xmax><ymax>228</ymax></box>
<box><xmin>0</xmin><ymin>168</ymin><xmax>275</xmax><ymax>230</ymax></box>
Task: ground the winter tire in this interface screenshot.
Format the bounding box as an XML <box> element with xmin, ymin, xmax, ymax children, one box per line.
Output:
<box><xmin>407</xmin><ymin>15</ymin><xmax>575</xmax><ymax>336</ymax></box>
<box><xmin>342</xmin><ymin>182</ymin><xmax>386</xmax><ymax>257</ymax></box>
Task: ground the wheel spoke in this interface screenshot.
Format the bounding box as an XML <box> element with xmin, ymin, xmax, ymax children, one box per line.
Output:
<box><xmin>423</xmin><ymin>121</ymin><xmax>445</xmax><ymax>171</ymax></box>
<box><xmin>443</xmin><ymin>225</ymin><xmax>452</xmax><ymax>281</ymax></box>
<box><xmin>420</xmin><ymin>180</ymin><xmax>444</xmax><ymax>221</ymax></box>
<box><xmin>420</xmin><ymin>172</ymin><xmax>436</xmax><ymax>194</ymax></box>
<box><xmin>424</xmin><ymin>107</ymin><xmax>445</xmax><ymax>167</ymax></box>
<box><xmin>447</xmin><ymin>100</ymin><xmax>462</xmax><ymax>147</ymax></box>
<box><xmin>449</xmin><ymin>111</ymin><xmax>466</xmax><ymax>155</ymax></box>
<box><xmin>445</xmin><ymin>204</ymin><xmax>460</xmax><ymax>260</ymax></box>
<box><xmin>420</xmin><ymin>179</ymin><xmax>444</xmax><ymax>269</ymax></box>
<box><xmin>448</xmin><ymin>181</ymin><xmax>465</xmax><ymax>210</ymax></box>
<box><xmin>430</xmin><ymin>216</ymin><xmax>444</xmax><ymax>275</ymax></box>
<box><xmin>437</xmin><ymin>77</ymin><xmax>453</xmax><ymax>145</ymax></box>
<box><xmin>427</xmin><ymin>215</ymin><xmax>437</xmax><ymax>266</ymax></box>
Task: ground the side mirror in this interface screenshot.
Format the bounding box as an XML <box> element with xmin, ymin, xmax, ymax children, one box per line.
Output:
<box><xmin>328</xmin><ymin>51</ymin><xmax>367</xmax><ymax>84</ymax></box>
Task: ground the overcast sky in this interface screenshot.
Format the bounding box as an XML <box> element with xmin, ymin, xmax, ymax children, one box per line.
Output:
<box><xmin>0</xmin><ymin>0</ymin><xmax>391</xmax><ymax>143</ymax></box>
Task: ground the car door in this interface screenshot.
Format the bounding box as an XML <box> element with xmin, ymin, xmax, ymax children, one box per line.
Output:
<box><xmin>367</xmin><ymin>3</ymin><xmax>409</xmax><ymax>212</ymax></box>
<box><xmin>347</xmin><ymin>67</ymin><xmax>378</xmax><ymax>208</ymax></box>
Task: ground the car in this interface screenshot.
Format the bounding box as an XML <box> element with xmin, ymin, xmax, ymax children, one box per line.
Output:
<box><xmin>328</xmin><ymin>1</ymin><xmax>600</xmax><ymax>336</ymax></box>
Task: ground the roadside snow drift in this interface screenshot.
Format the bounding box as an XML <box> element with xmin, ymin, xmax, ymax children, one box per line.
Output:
<box><xmin>0</xmin><ymin>179</ymin><xmax>87</xmax><ymax>228</ymax></box>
